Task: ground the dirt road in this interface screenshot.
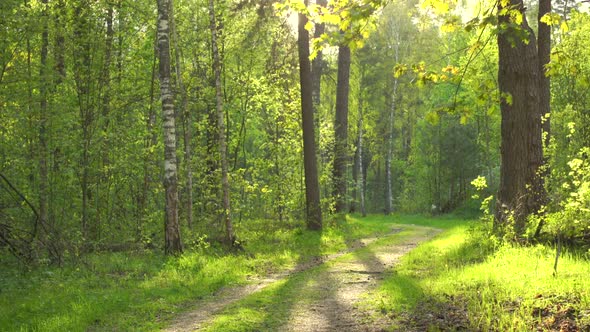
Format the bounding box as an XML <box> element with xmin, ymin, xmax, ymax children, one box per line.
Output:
<box><xmin>165</xmin><ymin>225</ymin><xmax>439</xmax><ymax>332</ymax></box>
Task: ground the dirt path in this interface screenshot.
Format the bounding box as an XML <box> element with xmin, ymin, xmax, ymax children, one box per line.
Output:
<box><xmin>165</xmin><ymin>225</ymin><xmax>439</xmax><ymax>332</ymax></box>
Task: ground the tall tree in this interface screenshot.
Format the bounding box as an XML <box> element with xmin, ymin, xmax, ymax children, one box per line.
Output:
<box><xmin>385</xmin><ymin>35</ymin><xmax>399</xmax><ymax>215</ymax></box>
<box><xmin>209</xmin><ymin>0</ymin><xmax>236</xmax><ymax>244</ymax></box>
<box><xmin>495</xmin><ymin>0</ymin><xmax>546</xmax><ymax>234</ymax></box>
<box><xmin>333</xmin><ymin>41</ymin><xmax>351</xmax><ymax>213</ymax></box>
<box><xmin>533</xmin><ymin>0</ymin><xmax>551</xmax><ymax>237</ymax></box>
<box><xmin>38</xmin><ymin>0</ymin><xmax>50</xmax><ymax>249</ymax></box>
<box><xmin>311</xmin><ymin>0</ymin><xmax>327</xmax><ymax>133</ymax></box>
<box><xmin>298</xmin><ymin>0</ymin><xmax>322</xmax><ymax>230</ymax></box>
<box><xmin>170</xmin><ymin>6</ymin><xmax>193</xmax><ymax>229</ymax></box>
<box><xmin>356</xmin><ymin>70</ymin><xmax>366</xmax><ymax>217</ymax></box>
<box><xmin>157</xmin><ymin>0</ymin><xmax>183</xmax><ymax>254</ymax></box>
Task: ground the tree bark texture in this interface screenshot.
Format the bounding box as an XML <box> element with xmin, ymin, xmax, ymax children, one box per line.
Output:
<box><xmin>209</xmin><ymin>0</ymin><xmax>236</xmax><ymax>244</ymax></box>
<box><xmin>298</xmin><ymin>2</ymin><xmax>322</xmax><ymax>230</ymax></box>
<box><xmin>157</xmin><ymin>0</ymin><xmax>183</xmax><ymax>254</ymax></box>
<box><xmin>333</xmin><ymin>43</ymin><xmax>351</xmax><ymax>213</ymax></box>
<box><xmin>495</xmin><ymin>0</ymin><xmax>546</xmax><ymax>235</ymax></box>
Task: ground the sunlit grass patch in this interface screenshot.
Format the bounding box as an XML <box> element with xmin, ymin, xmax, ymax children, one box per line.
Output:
<box><xmin>372</xmin><ymin>217</ymin><xmax>590</xmax><ymax>331</ymax></box>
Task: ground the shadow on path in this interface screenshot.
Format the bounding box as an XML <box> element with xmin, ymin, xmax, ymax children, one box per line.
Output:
<box><xmin>165</xmin><ymin>224</ymin><xmax>439</xmax><ymax>332</ymax></box>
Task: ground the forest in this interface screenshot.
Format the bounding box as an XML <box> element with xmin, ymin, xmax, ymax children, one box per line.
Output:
<box><xmin>1</xmin><ymin>0</ymin><xmax>590</xmax><ymax>330</ymax></box>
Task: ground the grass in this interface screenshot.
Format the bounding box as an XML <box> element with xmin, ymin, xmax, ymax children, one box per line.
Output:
<box><xmin>199</xmin><ymin>221</ymin><xmax>433</xmax><ymax>332</ymax></box>
<box><xmin>5</xmin><ymin>214</ymin><xmax>587</xmax><ymax>331</ymax></box>
<box><xmin>0</xmin><ymin>215</ymin><xmax>397</xmax><ymax>331</ymax></box>
<box><xmin>371</xmin><ymin>216</ymin><xmax>590</xmax><ymax>331</ymax></box>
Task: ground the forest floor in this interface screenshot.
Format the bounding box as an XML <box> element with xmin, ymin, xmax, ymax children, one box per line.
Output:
<box><xmin>165</xmin><ymin>224</ymin><xmax>440</xmax><ymax>332</ymax></box>
<box><xmin>3</xmin><ymin>215</ymin><xmax>590</xmax><ymax>331</ymax></box>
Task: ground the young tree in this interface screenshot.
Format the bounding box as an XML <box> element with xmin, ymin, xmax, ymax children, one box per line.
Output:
<box><xmin>157</xmin><ymin>0</ymin><xmax>183</xmax><ymax>254</ymax></box>
<box><xmin>385</xmin><ymin>36</ymin><xmax>399</xmax><ymax>215</ymax></box>
<box><xmin>298</xmin><ymin>0</ymin><xmax>322</xmax><ymax>230</ymax></box>
<box><xmin>38</xmin><ymin>0</ymin><xmax>50</xmax><ymax>248</ymax></box>
<box><xmin>209</xmin><ymin>0</ymin><xmax>236</xmax><ymax>244</ymax></box>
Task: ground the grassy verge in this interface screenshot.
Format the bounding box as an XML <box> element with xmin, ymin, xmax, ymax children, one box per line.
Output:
<box><xmin>371</xmin><ymin>216</ymin><xmax>590</xmax><ymax>331</ymax></box>
<box><xmin>0</xmin><ymin>215</ymin><xmax>396</xmax><ymax>331</ymax></box>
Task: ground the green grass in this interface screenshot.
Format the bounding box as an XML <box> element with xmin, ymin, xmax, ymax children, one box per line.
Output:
<box><xmin>0</xmin><ymin>215</ymin><xmax>397</xmax><ymax>332</ymax></box>
<box><xmin>199</xmin><ymin>221</ymin><xmax>434</xmax><ymax>332</ymax></box>
<box><xmin>7</xmin><ymin>214</ymin><xmax>584</xmax><ymax>331</ymax></box>
<box><xmin>371</xmin><ymin>216</ymin><xmax>590</xmax><ymax>331</ymax></box>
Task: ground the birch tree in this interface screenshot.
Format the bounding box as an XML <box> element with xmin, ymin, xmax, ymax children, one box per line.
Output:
<box><xmin>157</xmin><ymin>0</ymin><xmax>183</xmax><ymax>254</ymax></box>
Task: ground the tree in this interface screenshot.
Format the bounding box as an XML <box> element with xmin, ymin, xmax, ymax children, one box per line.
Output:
<box><xmin>532</xmin><ymin>0</ymin><xmax>551</xmax><ymax>237</ymax></box>
<box><xmin>333</xmin><ymin>41</ymin><xmax>351</xmax><ymax>214</ymax></box>
<box><xmin>209</xmin><ymin>0</ymin><xmax>236</xmax><ymax>244</ymax></box>
<box><xmin>298</xmin><ymin>0</ymin><xmax>322</xmax><ymax>230</ymax></box>
<box><xmin>157</xmin><ymin>0</ymin><xmax>183</xmax><ymax>254</ymax></box>
<box><xmin>385</xmin><ymin>35</ymin><xmax>399</xmax><ymax>215</ymax></box>
<box><xmin>312</xmin><ymin>0</ymin><xmax>327</xmax><ymax>134</ymax></box>
<box><xmin>495</xmin><ymin>0</ymin><xmax>547</xmax><ymax>235</ymax></box>
<box><xmin>38</xmin><ymin>0</ymin><xmax>50</xmax><ymax>254</ymax></box>
<box><xmin>356</xmin><ymin>67</ymin><xmax>367</xmax><ymax>217</ymax></box>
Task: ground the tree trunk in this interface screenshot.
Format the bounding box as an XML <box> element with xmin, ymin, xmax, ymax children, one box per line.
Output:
<box><xmin>298</xmin><ymin>1</ymin><xmax>322</xmax><ymax>230</ymax></box>
<box><xmin>385</xmin><ymin>79</ymin><xmax>398</xmax><ymax>215</ymax></box>
<box><xmin>157</xmin><ymin>0</ymin><xmax>183</xmax><ymax>254</ymax></box>
<box><xmin>534</xmin><ymin>0</ymin><xmax>551</xmax><ymax>238</ymax></box>
<box><xmin>171</xmin><ymin>9</ymin><xmax>193</xmax><ymax>230</ymax></box>
<box><xmin>333</xmin><ymin>42</ymin><xmax>351</xmax><ymax>214</ymax></box>
<box><xmin>138</xmin><ymin>43</ymin><xmax>158</xmax><ymax>242</ymax></box>
<box><xmin>357</xmin><ymin>86</ymin><xmax>366</xmax><ymax>217</ymax></box>
<box><xmin>495</xmin><ymin>0</ymin><xmax>546</xmax><ymax>235</ymax></box>
<box><xmin>311</xmin><ymin>0</ymin><xmax>326</xmax><ymax>136</ymax></box>
<box><xmin>209</xmin><ymin>0</ymin><xmax>235</xmax><ymax>244</ymax></box>
<box><xmin>97</xmin><ymin>2</ymin><xmax>115</xmax><ymax>242</ymax></box>
<box><xmin>38</xmin><ymin>0</ymin><xmax>50</xmax><ymax>250</ymax></box>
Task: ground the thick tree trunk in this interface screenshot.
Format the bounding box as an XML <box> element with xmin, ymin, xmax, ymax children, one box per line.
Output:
<box><xmin>333</xmin><ymin>43</ymin><xmax>351</xmax><ymax>214</ymax></box>
<box><xmin>298</xmin><ymin>2</ymin><xmax>322</xmax><ymax>230</ymax></box>
<box><xmin>157</xmin><ymin>0</ymin><xmax>183</xmax><ymax>254</ymax></box>
<box><xmin>495</xmin><ymin>0</ymin><xmax>546</xmax><ymax>235</ymax></box>
<box><xmin>209</xmin><ymin>0</ymin><xmax>235</xmax><ymax>244</ymax></box>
